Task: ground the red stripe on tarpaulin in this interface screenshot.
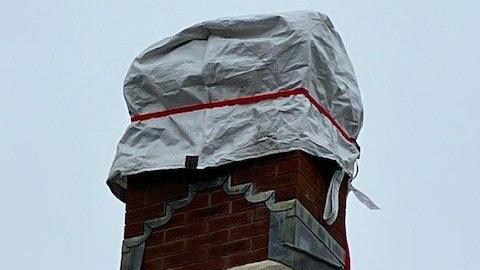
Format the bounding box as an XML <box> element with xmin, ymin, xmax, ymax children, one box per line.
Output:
<box><xmin>131</xmin><ymin>88</ymin><xmax>359</xmax><ymax>150</ymax></box>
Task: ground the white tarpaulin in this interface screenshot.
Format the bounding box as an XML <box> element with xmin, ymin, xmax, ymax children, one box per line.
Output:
<box><xmin>107</xmin><ymin>11</ymin><xmax>364</xmax><ymax>201</ymax></box>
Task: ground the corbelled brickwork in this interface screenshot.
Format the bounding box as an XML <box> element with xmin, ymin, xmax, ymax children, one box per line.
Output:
<box><xmin>142</xmin><ymin>188</ymin><xmax>270</xmax><ymax>269</ymax></box>
<box><xmin>123</xmin><ymin>151</ymin><xmax>349</xmax><ymax>270</ymax></box>
<box><xmin>231</xmin><ymin>152</ymin><xmax>349</xmax><ymax>250</ymax></box>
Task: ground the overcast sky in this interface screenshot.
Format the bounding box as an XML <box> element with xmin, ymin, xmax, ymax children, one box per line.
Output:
<box><xmin>1</xmin><ymin>1</ymin><xmax>479</xmax><ymax>269</ymax></box>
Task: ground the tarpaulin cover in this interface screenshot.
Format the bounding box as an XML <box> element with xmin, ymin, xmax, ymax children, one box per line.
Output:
<box><xmin>107</xmin><ymin>11</ymin><xmax>363</xmax><ymax>200</ymax></box>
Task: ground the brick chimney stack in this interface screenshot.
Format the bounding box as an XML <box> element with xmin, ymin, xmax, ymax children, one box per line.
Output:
<box><xmin>122</xmin><ymin>151</ymin><xmax>349</xmax><ymax>270</ymax></box>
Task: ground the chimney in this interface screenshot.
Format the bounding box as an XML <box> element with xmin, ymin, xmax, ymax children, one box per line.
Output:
<box><xmin>121</xmin><ymin>151</ymin><xmax>349</xmax><ymax>270</ymax></box>
<box><xmin>108</xmin><ymin>11</ymin><xmax>373</xmax><ymax>270</ymax></box>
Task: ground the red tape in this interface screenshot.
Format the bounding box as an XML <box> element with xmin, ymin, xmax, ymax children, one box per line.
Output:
<box><xmin>131</xmin><ymin>88</ymin><xmax>359</xmax><ymax>150</ymax></box>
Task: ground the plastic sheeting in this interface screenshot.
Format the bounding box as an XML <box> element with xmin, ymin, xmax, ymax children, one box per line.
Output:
<box><xmin>323</xmin><ymin>169</ymin><xmax>345</xmax><ymax>225</ymax></box>
<box><xmin>107</xmin><ymin>11</ymin><xmax>364</xmax><ymax>200</ymax></box>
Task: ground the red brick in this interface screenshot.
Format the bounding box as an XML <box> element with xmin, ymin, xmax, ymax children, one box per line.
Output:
<box><xmin>143</xmin><ymin>258</ymin><xmax>162</xmax><ymax>269</ymax></box>
<box><xmin>168</xmin><ymin>212</ymin><xmax>186</xmax><ymax>227</ymax></box>
<box><xmin>126</xmin><ymin>193</ymin><xmax>146</xmax><ymax>211</ymax></box>
<box><xmin>228</xmin><ymin>220</ymin><xmax>269</xmax><ymax>241</ymax></box>
<box><xmin>125</xmin><ymin>208</ymin><xmax>146</xmax><ymax>224</ymax></box>
<box><xmin>148</xmin><ymin>230</ymin><xmax>165</xmax><ymax>246</ymax></box>
<box><xmin>231</xmin><ymin>198</ymin><xmax>257</xmax><ymax>212</ymax></box>
<box><xmin>144</xmin><ymin>239</ymin><xmax>185</xmax><ymax>260</ymax></box>
<box><xmin>210</xmin><ymin>189</ymin><xmax>234</xmax><ymax>205</ymax></box>
<box><xmin>232</xmin><ymin>164</ymin><xmax>277</xmax><ymax>184</ymax></box>
<box><xmin>276</xmin><ymin>158</ymin><xmax>299</xmax><ymax>176</ymax></box>
<box><xmin>273</xmin><ymin>184</ymin><xmax>297</xmax><ymax>201</ymax></box>
<box><xmin>248</xmin><ymin>177</ymin><xmax>275</xmax><ymax>190</ymax></box>
<box><xmin>209</xmin><ymin>211</ymin><xmax>253</xmax><ymax>231</ymax></box>
<box><xmin>163</xmin><ymin>248</ymin><xmax>209</xmax><ymax>268</ymax></box>
<box><xmin>124</xmin><ymin>221</ymin><xmax>143</xmax><ymax>238</ymax></box>
<box><xmin>186</xmin><ymin>202</ymin><xmax>230</xmax><ymax>222</ymax></box>
<box><xmin>145</xmin><ymin>184</ymin><xmax>188</xmax><ymax>205</ymax></box>
<box><xmin>226</xmin><ymin>248</ymin><xmax>268</xmax><ymax>268</ymax></box>
<box><xmin>208</xmin><ymin>239</ymin><xmax>250</xmax><ymax>258</ymax></box>
<box><xmin>143</xmin><ymin>203</ymin><xmax>165</xmax><ymax>220</ymax></box>
<box><xmin>251</xmin><ymin>234</ymin><xmax>268</xmax><ymax>249</ymax></box>
<box><xmin>253</xmin><ymin>207</ymin><xmax>270</xmax><ymax>221</ymax></box>
<box><xmin>270</xmin><ymin>172</ymin><xmax>298</xmax><ymax>188</ymax></box>
<box><xmin>165</xmin><ymin>222</ymin><xmax>209</xmax><ymax>242</ymax></box>
<box><xmin>298</xmin><ymin>155</ymin><xmax>318</xmax><ymax>181</ymax></box>
<box><xmin>297</xmin><ymin>186</ymin><xmax>314</xmax><ymax>207</ymax></box>
<box><xmin>183</xmin><ymin>193</ymin><xmax>210</xmax><ymax>210</ymax></box>
<box><xmin>185</xmin><ymin>230</ymin><xmax>228</xmax><ymax>250</ymax></box>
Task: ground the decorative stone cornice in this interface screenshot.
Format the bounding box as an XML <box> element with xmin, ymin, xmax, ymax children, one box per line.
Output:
<box><xmin>120</xmin><ymin>175</ymin><xmax>346</xmax><ymax>270</ymax></box>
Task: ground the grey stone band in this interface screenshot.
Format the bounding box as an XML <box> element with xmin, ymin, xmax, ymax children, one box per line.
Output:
<box><xmin>268</xmin><ymin>201</ymin><xmax>346</xmax><ymax>270</ymax></box>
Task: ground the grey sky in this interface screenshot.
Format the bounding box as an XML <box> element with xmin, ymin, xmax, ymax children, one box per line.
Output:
<box><xmin>1</xmin><ymin>1</ymin><xmax>479</xmax><ymax>269</ymax></box>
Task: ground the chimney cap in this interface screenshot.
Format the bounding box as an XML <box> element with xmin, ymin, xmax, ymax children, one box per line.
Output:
<box><xmin>108</xmin><ymin>11</ymin><xmax>363</xmax><ymax>200</ymax></box>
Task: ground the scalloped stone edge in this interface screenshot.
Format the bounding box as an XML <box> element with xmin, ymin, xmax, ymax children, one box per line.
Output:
<box><xmin>120</xmin><ymin>175</ymin><xmax>345</xmax><ymax>270</ymax></box>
